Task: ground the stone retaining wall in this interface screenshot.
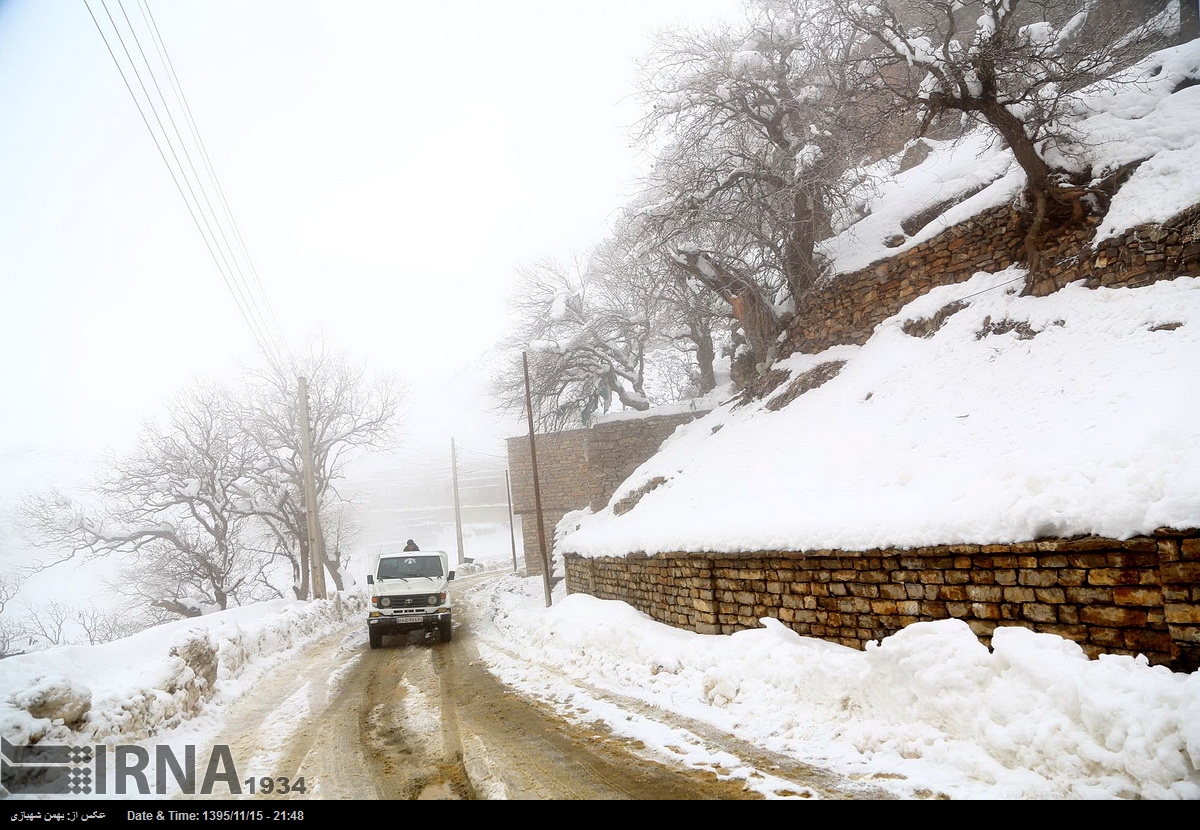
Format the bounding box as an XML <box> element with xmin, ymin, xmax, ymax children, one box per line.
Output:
<box><xmin>790</xmin><ymin>204</ymin><xmax>1200</xmax><ymax>356</ymax></box>
<box><xmin>564</xmin><ymin>529</ymin><xmax>1200</xmax><ymax>672</ymax></box>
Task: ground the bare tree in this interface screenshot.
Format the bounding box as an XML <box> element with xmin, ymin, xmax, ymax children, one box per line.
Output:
<box><xmin>17</xmin><ymin>600</ymin><xmax>74</xmax><ymax>649</ymax></box>
<box><xmin>20</xmin><ymin>382</ymin><xmax>274</xmax><ymax>617</ymax></box>
<box><xmin>594</xmin><ymin>212</ymin><xmax>730</xmax><ymax>398</ymax></box>
<box><xmin>494</xmin><ymin>255</ymin><xmax>654</xmax><ymax>430</ymax></box>
<box><xmin>74</xmin><ymin>606</ymin><xmax>148</xmax><ymax>645</ymax></box>
<box><xmin>0</xmin><ymin>572</ymin><xmax>27</xmax><ymax>657</ymax></box>
<box><xmin>322</xmin><ymin>500</ymin><xmax>361</xmax><ymax>585</ymax></box>
<box><xmin>840</xmin><ymin>0</ymin><xmax>1168</xmax><ymax>263</ymax></box>
<box><xmin>239</xmin><ymin>340</ymin><xmax>402</xmax><ymax>596</ymax></box>
<box><xmin>635</xmin><ymin>0</ymin><xmax>875</xmax><ymax>371</ymax></box>
<box><xmin>494</xmin><ymin>214</ymin><xmax>733</xmax><ymax>429</ymax></box>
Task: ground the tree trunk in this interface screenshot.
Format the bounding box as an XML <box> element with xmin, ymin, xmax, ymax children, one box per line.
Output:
<box><xmin>323</xmin><ymin>554</ymin><xmax>344</xmax><ymax>592</ymax></box>
<box><xmin>1182</xmin><ymin>0</ymin><xmax>1199</xmax><ymax>43</ymax></box>
<box><xmin>980</xmin><ymin>99</ymin><xmax>1084</xmax><ymax>263</ymax></box>
<box><xmin>690</xmin><ymin>321</ymin><xmax>717</xmax><ymax>395</ymax></box>
<box><xmin>670</xmin><ymin>251</ymin><xmax>783</xmax><ymax>367</ymax></box>
<box><xmin>783</xmin><ymin>188</ymin><xmax>822</xmax><ymax>309</ymax></box>
<box><xmin>154</xmin><ymin>600</ymin><xmax>203</xmax><ymax>618</ymax></box>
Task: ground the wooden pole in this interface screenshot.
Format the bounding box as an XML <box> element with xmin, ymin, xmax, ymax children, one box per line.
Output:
<box><xmin>505</xmin><ymin>469</ymin><xmax>518</xmax><ymax>574</ymax></box>
<box><xmin>298</xmin><ymin>376</ymin><xmax>327</xmax><ymax>600</ymax></box>
<box><xmin>522</xmin><ymin>353</ymin><xmax>552</xmax><ymax>607</ymax></box>
<box><xmin>451</xmin><ymin>438</ymin><xmax>465</xmax><ymax>567</ymax></box>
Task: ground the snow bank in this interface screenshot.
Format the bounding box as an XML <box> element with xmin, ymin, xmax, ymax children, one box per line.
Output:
<box><xmin>476</xmin><ymin>576</ymin><xmax>1200</xmax><ymax>799</ymax></box>
<box><xmin>0</xmin><ymin>593</ymin><xmax>365</xmax><ymax>746</ymax></box>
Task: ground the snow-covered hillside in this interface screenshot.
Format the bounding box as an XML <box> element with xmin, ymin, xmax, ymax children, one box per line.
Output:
<box><xmin>563</xmin><ymin>271</ymin><xmax>1200</xmax><ymax>556</ymax></box>
<box><xmin>562</xmin><ymin>39</ymin><xmax>1200</xmax><ymax>558</ymax></box>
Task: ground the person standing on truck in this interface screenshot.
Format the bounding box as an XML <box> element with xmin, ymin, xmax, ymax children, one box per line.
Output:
<box><xmin>404</xmin><ymin>539</ymin><xmax>419</xmax><ymax>551</ymax></box>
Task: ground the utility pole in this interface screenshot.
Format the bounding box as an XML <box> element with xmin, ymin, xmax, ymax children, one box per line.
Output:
<box><xmin>298</xmin><ymin>376</ymin><xmax>327</xmax><ymax>600</ymax></box>
<box><xmin>505</xmin><ymin>469</ymin><xmax>518</xmax><ymax>573</ymax></box>
<box><xmin>522</xmin><ymin>353</ymin><xmax>552</xmax><ymax>607</ymax></box>
<box><xmin>451</xmin><ymin>438</ymin><xmax>465</xmax><ymax>568</ymax></box>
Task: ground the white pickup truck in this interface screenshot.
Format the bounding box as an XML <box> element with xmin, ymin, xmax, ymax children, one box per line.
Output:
<box><xmin>366</xmin><ymin>546</ymin><xmax>454</xmax><ymax>648</ymax></box>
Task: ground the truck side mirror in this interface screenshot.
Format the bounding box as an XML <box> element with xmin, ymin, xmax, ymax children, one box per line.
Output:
<box><xmin>366</xmin><ymin>574</ymin><xmax>374</xmax><ymax>585</ymax></box>
<box><xmin>448</xmin><ymin>571</ymin><xmax>455</xmax><ymax>581</ymax></box>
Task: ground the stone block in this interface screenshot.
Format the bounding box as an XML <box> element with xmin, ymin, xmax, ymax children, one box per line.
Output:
<box><xmin>1066</xmin><ymin>586</ymin><xmax>1114</xmax><ymax>604</ymax></box>
<box><xmin>1112</xmin><ymin>586</ymin><xmax>1162</xmax><ymax>607</ymax></box>
<box><xmin>967</xmin><ymin>619</ymin><xmax>996</xmax><ymax>638</ymax></box>
<box><xmin>971</xmin><ymin>602</ymin><xmax>1002</xmax><ymax>620</ymax></box>
<box><xmin>1018</xmin><ymin>569</ymin><xmax>1059</xmax><ymax>587</ymax></box>
<box><xmin>1056</xmin><ymin>569</ymin><xmax>1086</xmax><ymax>587</ymax></box>
<box><xmin>1170</xmin><ymin>625</ymin><xmax>1200</xmax><ymax>644</ymax></box>
<box><xmin>1003</xmin><ymin>586</ymin><xmax>1036</xmax><ymax>603</ymax></box>
<box><xmin>1161</xmin><ymin>562</ymin><xmax>1200</xmax><ymax>583</ymax></box>
<box><xmin>1088</xmin><ymin>568</ymin><xmax>1151</xmax><ymax>587</ymax></box>
<box><xmin>1080</xmin><ymin>606</ymin><xmax>1148</xmax><ymax>627</ymax></box>
<box><xmin>1089</xmin><ymin>626</ymin><xmax>1124</xmax><ymax>646</ymax></box>
<box><xmin>966</xmin><ymin>585</ymin><xmax>1003</xmax><ymax>602</ymax></box>
<box><xmin>993</xmin><ymin>570</ymin><xmax>1018</xmax><ymax>585</ymax></box>
<box><xmin>1165</xmin><ymin>604</ymin><xmax>1200</xmax><ymax>624</ymax></box>
<box><xmin>1022</xmin><ymin>603</ymin><xmax>1058</xmax><ymax>623</ymax></box>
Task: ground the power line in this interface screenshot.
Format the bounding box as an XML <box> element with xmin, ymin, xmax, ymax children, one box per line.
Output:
<box><xmin>84</xmin><ymin>0</ymin><xmax>288</xmax><ymax>366</ymax></box>
<box><xmin>136</xmin><ymin>0</ymin><xmax>288</xmax><ymax>360</ymax></box>
<box><xmin>116</xmin><ymin>0</ymin><xmax>283</xmax><ymax>360</ymax></box>
<box><xmin>401</xmin><ymin>436</ymin><xmax>510</xmax><ymax>463</ymax></box>
<box><xmin>952</xmin><ymin>272</ymin><xmax>1028</xmax><ymax>303</ymax></box>
<box><xmin>455</xmin><ymin>444</ymin><xmax>508</xmax><ymax>460</ymax></box>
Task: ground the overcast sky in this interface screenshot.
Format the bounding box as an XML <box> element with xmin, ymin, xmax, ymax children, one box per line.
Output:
<box><xmin>0</xmin><ymin>0</ymin><xmax>744</xmax><ymax>489</ymax></box>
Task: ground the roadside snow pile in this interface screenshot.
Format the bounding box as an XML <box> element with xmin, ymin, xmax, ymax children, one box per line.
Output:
<box><xmin>475</xmin><ymin>575</ymin><xmax>1200</xmax><ymax>799</ymax></box>
<box><xmin>0</xmin><ymin>593</ymin><xmax>364</xmax><ymax>746</ymax></box>
<box><xmin>561</xmin><ymin>272</ymin><xmax>1200</xmax><ymax>557</ymax></box>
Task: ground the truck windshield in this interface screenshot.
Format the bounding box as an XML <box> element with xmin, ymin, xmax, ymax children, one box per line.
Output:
<box><xmin>377</xmin><ymin>556</ymin><xmax>443</xmax><ymax>579</ymax></box>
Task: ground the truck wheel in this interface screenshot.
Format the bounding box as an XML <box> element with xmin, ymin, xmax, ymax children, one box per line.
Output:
<box><xmin>368</xmin><ymin>627</ymin><xmax>382</xmax><ymax>650</ymax></box>
<box><xmin>439</xmin><ymin>616</ymin><xmax>452</xmax><ymax>643</ymax></box>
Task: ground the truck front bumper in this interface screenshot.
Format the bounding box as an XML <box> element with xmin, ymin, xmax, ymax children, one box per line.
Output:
<box><xmin>368</xmin><ymin>607</ymin><xmax>450</xmax><ymax>633</ymax></box>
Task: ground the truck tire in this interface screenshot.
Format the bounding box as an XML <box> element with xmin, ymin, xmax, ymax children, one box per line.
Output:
<box><xmin>368</xmin><ymin>627</ymin><xmax>382</xmax><ymax>650</ymax></box>
<box><xmin>439</xmin><ymin>616</ymin><xmax>452</xmax><ymax>643</ymax></box>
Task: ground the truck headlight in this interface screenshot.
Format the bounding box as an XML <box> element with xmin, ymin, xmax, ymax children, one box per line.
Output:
<box><xmin>380</xmin><ymin>597</ymin><xmax>391</xmax><ymax>607</ymax></box>
<box><xmin>427</xmin><ymin>595</ymin><xmax>440</xmax><ymax>605</ymax></box>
